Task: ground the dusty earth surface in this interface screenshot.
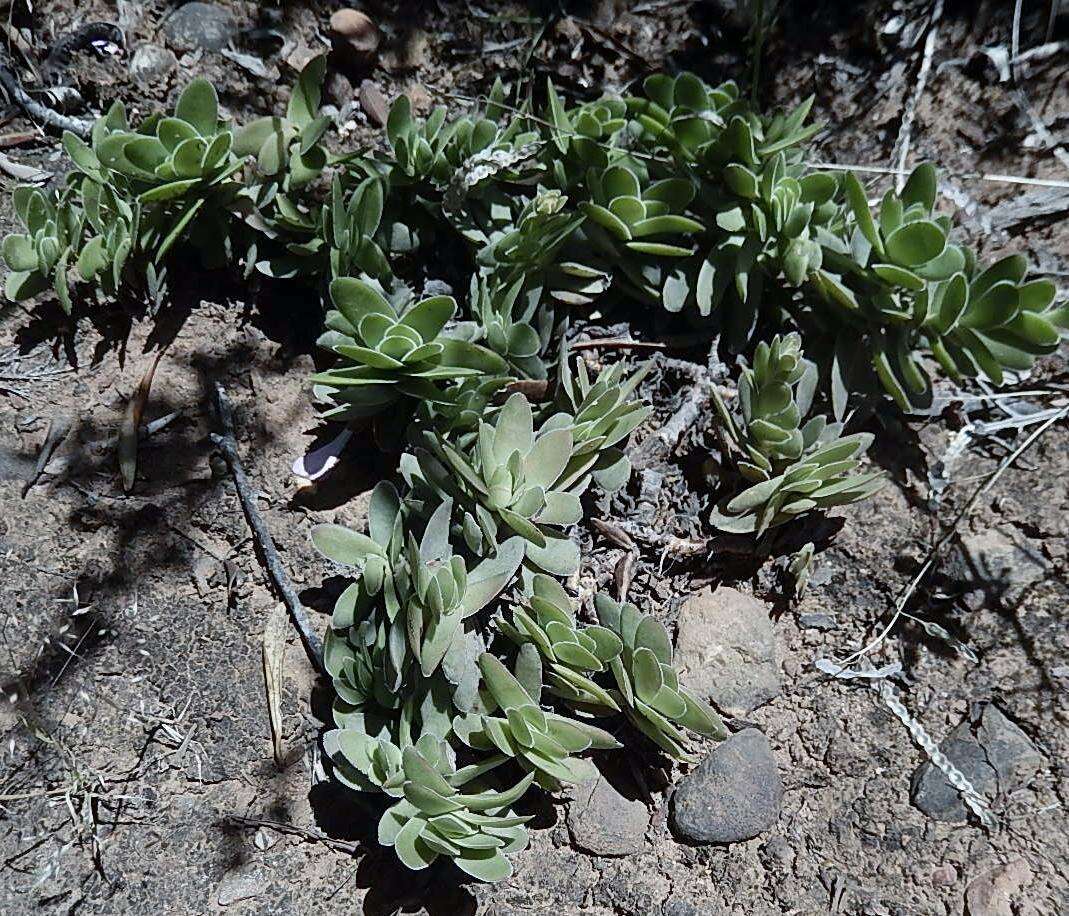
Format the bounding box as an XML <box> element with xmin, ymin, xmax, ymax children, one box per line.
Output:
<box><xmin>0</xmin><ymin>1</ymin><xmax>1067</xmax><ymax>914</ymax></box>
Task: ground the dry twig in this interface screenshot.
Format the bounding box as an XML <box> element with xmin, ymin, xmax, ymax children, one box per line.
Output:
<box><xmin>262</xmin><ymin>603</ymin><xmax>289</xmax><ymax>767</ymax></box>
<box><xmin>892</xmin><ymin>0</ymin><xmax>945</xmax><ymax>190</ymax></box>
<box><xmin>219</xmin><ymin>815</ymin><xmax>362</xmax><ymax>855</ymax></box>
<box><xmin>610</xmin><ymin>518</ymin><xmax>708</xmax><ymax>558</ymax></box>
<box><xmin>0</xmin><ymin>54</ymin><xmax>92</xmax><ymax>138</ymax></box>
<box><xmin>210</xmin><ymin>383</ymin><xmax>325</xmax><ymax>674</ymax></box>
<box><xmin>629</xmin><ymin>370</ymin><xmax>716</xmax><ymax>471</ymax></box>
<box><xmin>1011</xmin><ymin>0</ymin><xmax>1069</xmax><ymax>173</ymax></box>
<box><xmin>570</xmin><ymin>337</ymin><xmax>666</xmax><ymax>352</ymax></box>
<box><xmin>21</xmin><ymin>416</ymin><xmax>72</xmax><ymax>498</ymax></box>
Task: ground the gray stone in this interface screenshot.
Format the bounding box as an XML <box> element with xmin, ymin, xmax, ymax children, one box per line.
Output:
<box><xmin>910</xmin><ymin>725</ymin><xmax>996</xmax><ymax>823</ymax></box>
<box><xmin>216</xmin><ymin>864</ymin><xmax>264</xmax><ymax>906</ymax></box>
<box><xmin>671</xmin><ymin>728</ymin><xmax>783</xmax><ymax>844</ymax></box>
<box><xmin>911</xmin><ymin>703</ymin><xmax>1045</xmax><ymax>823</ymax></box>
<box><xmin>799</xmin><ymin>612</ymin><xmax>837</xmax><ymax>631</ymax></box>
<box><xmin>953</xmin><ymin>528</ymin><xmax>1049</xmax><ymax>606</ymax></box>
<box><xmin>163</xmin><ymin>3</ymin><xmax>236</xmax><ymax>53</ymax></box>
<box><xmin>674</xmin><ymin>586</ymin><xmax>780</xmax><ymax>717</ymax></box>
<box><xmin>975</xmin><ymin>704</ymin><xmax>1044</xmax><ymax>787</ymax></box>
<box><xmin>567</xmin><ymin>774</ymin><xmax>648</xmax><ymax>856</ymax></box>
<box><xmin>129</xmin><ymin>44</ymin><xmax>177</xmax><ymax>84</ymax></box>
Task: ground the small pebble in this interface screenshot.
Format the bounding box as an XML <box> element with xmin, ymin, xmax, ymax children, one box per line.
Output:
<box><xmin>359</xmin><ymin>80</ymin><xmax>389</xmax><ymax>126</ymax></box>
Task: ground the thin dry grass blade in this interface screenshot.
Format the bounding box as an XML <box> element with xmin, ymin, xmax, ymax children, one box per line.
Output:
<box><xmin>262</xmin><ymin>603</ymin><xmax>288</xmax><ymax>767</ymax></box>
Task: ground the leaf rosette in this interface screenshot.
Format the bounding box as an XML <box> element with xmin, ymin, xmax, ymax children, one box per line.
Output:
<box><xmin>311</xmin><ymin>277</ymin><xmax>510</xmax><ymax>420</ymax></box>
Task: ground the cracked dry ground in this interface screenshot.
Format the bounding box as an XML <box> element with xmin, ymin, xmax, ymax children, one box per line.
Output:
<box><xmin>1</xmin><ymin>1</ymin><xmax>1068</xmax><ymax>915</ymax></box>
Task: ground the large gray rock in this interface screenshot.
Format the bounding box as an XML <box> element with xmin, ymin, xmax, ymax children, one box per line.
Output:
<box><xmin>911</xmin><ymin>703</ymin><xmax>1045</xmax><ymax>823</ymax></box>
<box><xmin>567</xmin><ymin>774</ymin><xmax>648</xmax><ymax>857</ymax></box>
<box><xmin>671</xmin><ymin>728</ymin><xmax>783</xmax><ymax>844</ymax></box>
<box><xmin>163</xmin><ymin>3</ymin><xmax>236</xmax><ymax>52</ymax></box>
<box><xmin>674</xmin><ymin>586</ymin><xmax>780</xmax><ymax>717</ymax></box>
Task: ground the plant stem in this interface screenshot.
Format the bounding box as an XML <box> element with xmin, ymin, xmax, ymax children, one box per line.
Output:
<box><xmin>210</xmin><ymin>383</ymin><xmax>325</xmax><ymax>675</ymax></box>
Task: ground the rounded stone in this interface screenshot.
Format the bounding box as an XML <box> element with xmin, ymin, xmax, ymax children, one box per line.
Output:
<box><xmin>671</xmin><ymin>728</ymin><xmax>783</xmax><ymax>844</ymax></box>
<box><xmin>129</xmin><ymin>44</ymin><xmax>178</xmax><ymax>84</ymax></box>
<box><xmin>162</xmin><ymin>3</ymin><xmax>236</xmax><ymax>53</ymax></box>
<box><xmin>674</xmin><ymin>586</ymin><xmax>781</xmax><ymax>717</ymax></box>
<box><xmin>330</xmin><ymin>9</ymin><xmax>381</xmax><ymax>64</ymax></box>
<box><xmin>567</xmin><ymin>774</ymin><xmax>648</xmax><ymax>857</ymax></box>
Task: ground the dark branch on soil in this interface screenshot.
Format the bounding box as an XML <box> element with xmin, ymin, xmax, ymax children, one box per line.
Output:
<box><xmin>218</xmin><ymin>816</ymin><xmax>361</xmax><ymax>855</ymax></box>
<box><xmin>22</xmin><ymin>415</ymin><xmax>72</xmax><ymax>498</ymax></box>
<box><xmin>210</xmin><ymin>383</ymin><xmax>325</xmax><ymax>675</ymax></box>
<box><xmin>0</xmin><ymin>54</ymin><xmax>92</xmax><ymax>138</ymax></box>
<box><xmin>629</xmin><ymin>370</ymin><xmax>716</xmax><ymax>471</ymax></box>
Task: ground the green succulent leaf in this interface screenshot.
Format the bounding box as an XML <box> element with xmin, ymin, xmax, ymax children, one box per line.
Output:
<box><xmin>175</xmin><ymin>78</ymin><xmax>219</xmax><ymax>136</ymax></box>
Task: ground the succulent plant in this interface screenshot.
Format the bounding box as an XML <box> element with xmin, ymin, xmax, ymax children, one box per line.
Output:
<box><xmin>544</xmin><ymin>88</ymin><xmax>627</xmax><ymax>174</ymax></box>
<box><xmin>377</xmin><ymin>737</ymin><xmax>533</xmax><ymax>881</ymax></box>
<box><xmin>555</xmin><ymin>350</ymin><xmax>652</xmax><ymax>492</ymax></box>
<box><xmin>582</xmin><ymin>164</ymin><xmax>703</xmax><ymax>259</ymax></box>
<box><xmin>385</xmin><ymin>85</ymin><xmax>540</xmax><ymax>192</ymax></box>
<box><xmin>323</xmin><ymin>727</ymin><xmax>533</xmax><ymax>880</ymax></box>
<box><xmin>814</xmin><ymin>166</ymin><xmax>1069</xmax><ymax>409</ymax></box>
<box><xmin>323</xmin><ymin>175</ymin><xmax>391</xmax><ymax>280</ymax></box>
<box><xmin>581</xmin><ymin>163</ymin><xmax>705</xmax><ymax>308</ymax></box>
<box><xmin>626</xmin><ymin>72</ymin><xmax>742</xmax><ymax>162</ymax></box>
<box><xmin>252</xmin><ymin>172</ymin><xmax>392</xmax><ymax>281</ymax></box>
<box><xmin>323</xmin><ymin>724</ymin><xmax>406</xmax><ymax>796</ymax></box>
<box><xmin>2</xmin><ymin>66</ymin><xmax>331</xmax><ymax>307</ymax></box>
<box><xmin>451</xmin><ymin>276</ymin><xmax>550</xmax><ymax>380</ymax></box>
<box><xmin>636</xmin><ymin>90</ymin><xmax>831</xmax><ymax>333</ymax></box>
<box><xmin>693</xmin><ymin>147</ymin><xmax>834</xmax><ymax>344</ymax></box>
<box><xmin>313</xmin><ymin>484</ymin><xmax>524</xmax><ymax>706</ymax></box>
<box><xmin>453</xmin><ymin>649</ymin><xmax>620</xmax><ymax>789</ymax></box>
<box><xmin>497</xmin><ymin>581</ymin><xmax>725</xmax><ymax>761</ymax></box>
<box><xmin>311</xmin><ymin>278</ymin><xmax>510</xmax><ymax>421</ymax></box>
<box><xmin>787</xmin><ymin>541</ymin><xmax>816</xmax><ymax>598</ymax></box>
<box><xmin>233</xmin><ymin>56</ymin><xmax>330</xmax><ymax>188</ymax></box>
<box><xmin>593</xmin><ymin>594</ymin><xmax>727</xmax><ymax>759</ymax></box>
<box><xmin>3</xmin><ymin>185</ymin><xmax>88</xmax><ymax>306</ymax></box>
<box><xmin>5</xmin><ymin>63</ymin><xmax>1064</xmax><ymax>891</ymax></box>
<box><xmin>710</xmin><ymin>432</ymin><xmax>883</xmax><ymax>536</ymax></box>
<box><xmin>711</xmin><ymin>333</ymin><xmax>884</xmax><ymax>534</ymax></box>
<box><xmin>90</xmin><ymin>80</ymin><xmax>238</xmax><ymax>194</ymax></box>
<box><xmin>715</xmin><ymin>332</ymin><xmax>818</xmax><ymax>476</ymax></box>
<box><xmin>420</xmin><ymin>392</ymin><xmax>608</xmax><ymax>575</ymax></box>
<box><xmin>496</xmin><ymin>573</ymin><xmax>623</xmax><ymax>712</ymax></box>
<box><xmin>468</xmin><ymin>188</ymin><xmax>612</xmax><ymax>309</ymax></box>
